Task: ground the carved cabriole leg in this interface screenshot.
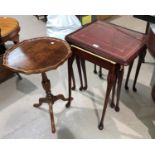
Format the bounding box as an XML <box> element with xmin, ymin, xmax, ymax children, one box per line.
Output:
<box><xmin>66</xmin><ymin>55</ymin><xmax>75</xmax><ymax>108</ymax></box>
<box><xmin>133</xmin><ymin>47</ymin><xmax>147</xmax><ymax>92</ymax></box>
<box><xmin>76</xmin><ymin>56</ymin><xmax>84</xmax><ymax>91</ymax></box>
<box><xmin>115</xmin><ymin>66</ymin><xmax>124</xmax><ymax>112</ymax></box>
<box><xmin>125</xmin><ymin>61</ymin><xmax>134</xmax><ymax>90</ymax></box>
<box><xmin>98</xmin><ymin>69</ymin><xmax>116</xmax><ymax>130</ymax></box>
<box><xmin>81</xmin><ymin>59</ymin><xmax>88</xmax><ymax>90</ymax></box>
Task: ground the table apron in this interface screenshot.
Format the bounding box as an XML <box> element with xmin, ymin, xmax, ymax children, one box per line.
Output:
<box><xmin>71</xmin><ymin>46</ymin><xmax>118</xmax><ymax>72</ymax></box>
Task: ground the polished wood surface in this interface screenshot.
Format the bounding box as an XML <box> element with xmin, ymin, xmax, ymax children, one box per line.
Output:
<box><xmin>3</xmin><ymin>37</ymin><xmax>72</xmax><ymax>133</ymax></box>
<box><xmin>67</xmin><ymin>21</ymin><xmax>146</xmax><ymax>65</ymax></box>
<box><xmin>0</xmin><ymin>17</ymin><xmax>20</xmax><ymax>43</ymax></box>
<box><xmin>66</xmin><ymin>20</ymin><xmax>147</xmax><ymax>130</ymax></box>
<box><xmin>3</xmin><ymin>37</ymin><xmax>72</xmax><ymax>74</ymax></box>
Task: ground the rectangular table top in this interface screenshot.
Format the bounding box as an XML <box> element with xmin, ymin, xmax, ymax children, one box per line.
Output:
<box><xmin>66</xmin><ymin>20</ymin><xmax>146</xmax><ymax>65</ymax></box>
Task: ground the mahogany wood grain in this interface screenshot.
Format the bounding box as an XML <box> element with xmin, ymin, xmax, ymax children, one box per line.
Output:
<box><xmin>3</xmin><ymin>37</ymin><xmax>72</xmax><ymax>133</ymax></box>
<box><xmin>3</xmin><ymin>37</ymin><xmax>72</xmax><ymax>74</ymax></box>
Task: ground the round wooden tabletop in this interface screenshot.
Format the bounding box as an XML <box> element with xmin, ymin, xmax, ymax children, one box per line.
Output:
<box><xmin>3</xmin><ymin>37</ymin><xmax>72</xmax><ymax>74</ymax></box>
<box><xmin>0</xmin><ymin>17</ymin><xmax>20</xmax><ymax>42</ymax></box>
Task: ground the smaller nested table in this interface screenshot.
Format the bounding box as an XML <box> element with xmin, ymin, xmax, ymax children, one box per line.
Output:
<box><xmin>3</xmin><ymin>37</ymin><xmax>72</xmax><ymax>133</ymax></box>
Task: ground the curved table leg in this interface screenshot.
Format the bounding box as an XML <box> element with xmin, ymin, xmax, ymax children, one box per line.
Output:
<box><xmin>98</xmin><ymin>69</ymin><xmax>116</xmax><ymax>130</ymax></box>
<box><xmin>33</xmin><ymin>72</ymin><xmax>70</xmax><ymax>133</ymax></box>
<box><xmin>49</xmin><ymin>101</ymin><xmax>56</xmax><ymax>133</ymax></box>
<box><xmin>33</xmin><ymin>97</ymin><xmax>47</xmax><ymax>107</ymax></box>
<box><xmin>76</xmin><ymin>56</ymin><xmax>84</xmax><ymax>91</ymax></box>
<box><xmin>115</xmin><ymin>66</ymin><xmax>124</xmax><ymax>112</ymax></box>
<box><xmin>110</xmin><ymin>72</ymin><xmax>118</xmax><ymax>108</ymax></box>
<box><xmin>66</xmin><ymin>55</ymin><xmax>75</xmax><ymax>108</ymax></box>
<box><xmin>125</xmin><ymin>61</ymin><xmax>134</xmax><ymax>90</ymax></box>
<box><xmin>81</xmin><ymin>59</ymin><xmax>88</xmax><ymax>90</ymax></box>
<box><xmin>71</xmin><ymin>64</ymin><xmax>76</xmax><ymax>90</ymax></box>
<box><xmin>133</xmin><ymin>48</ymin><xmax>147</xmax><ymax>92</ymax></box>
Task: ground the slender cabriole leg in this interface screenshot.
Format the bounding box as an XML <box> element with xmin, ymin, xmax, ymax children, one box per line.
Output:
<box><xmin>125</xmin><ymin>61</ymin><xmax>134</xmax><ymax>90</ymax></box>
<box><xmin>133</xmin><ymin>47</ymin><xmax>147</xmax><ymax>92</ymax></box>
<box><xmin>81</xmin><ymin>59</ymin><xmax>88</xmax><ymax>90</ymax></box>
<box><xmin>110</xmin><ymin>73</ymin><xmax>118</xmax><ymax>108</ymax></box>
<box><xmin>71</xmin><ymin>64</ymin><xmax>76</xmax><ymax>90</ymax></box>
<box><xmin>66</xmin><ymin>55</ymin><xmax>75</xmax><ymax>108</ymax></box>
<box><xmin>76</xmin><ymin>56</ymin><xmax>84</xmax><ymax>91</ymax></box>
<box><xmin>115</xmin><ymin>66</ymin><xmax>124</xmax><ymax>112</ymax></box>
<box><xmin>98</xmin><ymin>69</ymin><xmax>116</xmax><ymax>130</ymax></box>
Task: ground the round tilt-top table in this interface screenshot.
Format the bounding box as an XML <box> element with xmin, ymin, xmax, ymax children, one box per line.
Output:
<box><xmin>3</xmin><ymin>37</ymin><xmax>72</xmax><ymax>133</ymax></box>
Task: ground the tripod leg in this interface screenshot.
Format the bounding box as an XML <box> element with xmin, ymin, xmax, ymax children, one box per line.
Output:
<box><xmin>48</xmin><ymin>101</ymin><xmax>56</xmax><ymax>133</ymax></box>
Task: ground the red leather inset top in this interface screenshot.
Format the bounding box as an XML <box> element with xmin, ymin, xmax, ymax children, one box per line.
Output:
<box><xmin>66</xmin><ymin>21</ymin><xmax>146</xmax><ymax>65</ymax></box>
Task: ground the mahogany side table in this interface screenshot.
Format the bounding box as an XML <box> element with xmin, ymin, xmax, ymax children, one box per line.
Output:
<box><xmin>3</xmin><ymin>37</ymin><xmax>72</xmax><ymax>133</ymax></box>
<box><xmin>66</xmin><ymin>21</ymin><xmax>146</xmax><ymax>130</ymax></box>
